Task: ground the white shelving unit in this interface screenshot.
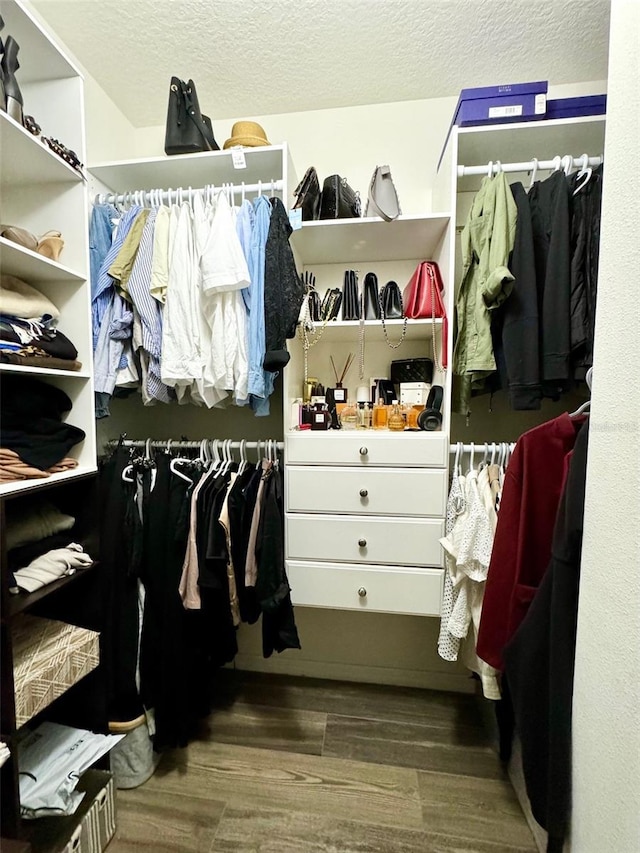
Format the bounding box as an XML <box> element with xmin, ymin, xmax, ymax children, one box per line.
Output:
<box><xmin>0</xmin><ymin>1</ymin><xmax>95</xmax><ymax>495</ymax></box>
<box><xmin>90</xmin><ymin>143</ymin><xmax>290</xmax><ymax>198</ymax></box>
<box><xmin>0</xmin><ymin>4</ymin><xmax>101</xmax><ymax>845</ymax></box>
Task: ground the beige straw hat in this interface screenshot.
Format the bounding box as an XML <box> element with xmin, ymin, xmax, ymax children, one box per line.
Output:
<box><xmin>223</xmin><ymin>121</ymin><xmax>271</xmax><ymax>149</ymax></box>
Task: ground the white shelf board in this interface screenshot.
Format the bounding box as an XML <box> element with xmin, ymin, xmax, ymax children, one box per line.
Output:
<box><xmin>0</xmin><ymin>364</ymin><xmax>91</xmax><ymax>378</ymax></box>
<box><xmin>0</xmin><ymin>237</ymin><xmax>85</xmax><ymax>284</ymax></box>
<box><xmin>0</xmin><ymin>464</ymin><xmax>98</xmax><ymax>498</ymax></box>
<box><xmin>456</xmin><ymin>116</ymin><xmax>606</xmax><ymax>191</ymax></box>
<box><xmin>0</xmin><ymin>0</ymin><xmax>81</xmax><ymax>82</ymax></box>
<box><xmin>299</xmin><ymin>318</ymin><xmax>442</xmax><ymax>344</ymax></box>
<box><xmin>0</xmin><ymin>112</ymin><xmax>84</xmax><ymax>186</ymax></box>
<box><xmin>90</xmin><ymin>144</ymin><xmax>287</xmax><ymax>194</ymax></box>
<box><xmin>291</xmin><ymin>215</ymin><xmax>451</xmax><ymax>265</ymax></box>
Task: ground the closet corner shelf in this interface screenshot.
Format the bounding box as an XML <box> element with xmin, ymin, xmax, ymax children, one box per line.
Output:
<box><xmin>0</xmin><ymin>364</ymin><xmax>91</xmax><ymax>379</ymax></box>
<box><xmin>302</xmin><ymin>317</ymin><xmax>443</xmax><ymax>343</ymax></box>
<box><xmin>0</xmin><ymin>237</ymin><xmax>85</xmax><ymax>284</ymax></box>
<box><xmin>0</xmin><ymin>112</ymin><xmax>85</xmax><ymax>187</ymax></box>
<box><xmin>8</xmin><ymin>563</ymin><xmax>99</xmax><ymax>619</ymax></box>
<box><xmin>291</xmin><ymin>214</ymin><xmax>451</xmax><ymax>265</ymax></box>
<box><xmin>455</xmin><ymin>115</ymin><xmax>607</xmax><ymax>190</ymax></box>
<box><xmin>89</xmin><ymin>143</ymin><xmax>288</xmax><ymax>193</ymax></box>
<box><xmin>0</xmin><ymin>466</ymin><xmax>98</xmax><ymax>499</ymax></box>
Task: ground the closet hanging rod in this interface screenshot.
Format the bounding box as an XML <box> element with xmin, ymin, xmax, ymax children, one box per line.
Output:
<box><xmin>110</xmin><ymin>439</ymin><xmax>284</xmax><ymax>451</ymax></box>
<box><xmin>95</xmin><ymin>179</ymin><xmax>284</xmax><ymax>207</ymax></box>
<box><xmin>450</xmin><ymin>443</ymin><xmax>516</xmax><ymax>453</ymax></box>
<box><xmin>457</xmin><ymin>156</ymin><xmax>602</xmax><ymax>178</ymax></box>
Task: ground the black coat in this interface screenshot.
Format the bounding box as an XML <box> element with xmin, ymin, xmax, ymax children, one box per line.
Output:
<box><xmin>263</xmin><ymin>198</ymin><xmax>304</xmax><ymax>372</ymax></box>
<box><xmin>504</xmin><ymin>420</ymin><xmax>589</xmax><ymax>852</ymax></box>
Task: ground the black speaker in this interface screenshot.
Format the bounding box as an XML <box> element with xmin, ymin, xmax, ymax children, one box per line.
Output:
<box><xmin>417</xmin><ymin>385</ymin><xmax>444</xmax><ymax>431</ymax></box>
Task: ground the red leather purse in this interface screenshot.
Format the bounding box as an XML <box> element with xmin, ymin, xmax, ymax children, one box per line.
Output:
<box><xmin>403</xmin><ymin>261</ymin><xmax>448</xmax><ymax>368</ymax></box>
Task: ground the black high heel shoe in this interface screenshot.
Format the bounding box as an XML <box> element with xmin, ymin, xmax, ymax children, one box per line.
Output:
<box><xmin>2</xmin><ymin>35</ymin><xmax>23</xmax><ymax>124</ymax></box>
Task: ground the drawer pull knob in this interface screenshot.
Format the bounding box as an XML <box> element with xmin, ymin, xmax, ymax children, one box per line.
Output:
<box><xmin>359</xmin><ymin>446</ymin><xmax>368</xmax><ymax>456</ymax></box>
<box><xmin>359</xmin><ymin>489</ymin><xmax>368</xmax><ymax>498</ymax></box>
<box><xmin>358</xmin><ymin>538</ymin><xmax>367</xmax><ymax>548</ymax></box>
<box><xmin>358</xmin><ymin>587</ymin><xmax>367</xmax><ymax>598</ymax></box>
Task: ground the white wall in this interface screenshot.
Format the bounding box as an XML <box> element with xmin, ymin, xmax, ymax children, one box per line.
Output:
<box><xmin>571</xmin><ymin>2</ymin><xmax>640</xmax><ymax>851</ymax></box>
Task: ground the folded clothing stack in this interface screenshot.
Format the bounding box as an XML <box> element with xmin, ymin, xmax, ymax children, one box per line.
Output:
<box><xmin>0</xmin><ymin>274</ymin><xmax>81</xmax><ymax>371</ymax></box>
<box><xmin>17</xmin><ymin>722</ymin><xmax>123</xmax><ymax>819</ymax></box>
<box><xmin>13</xmin><ymin>543</ymin><xmax>93</xmax><ymax>593</ymax></box>
<box><xmin>0</xmin><ymin>375</ymin><xmax>85</xmax><ymax>482</ymax></box>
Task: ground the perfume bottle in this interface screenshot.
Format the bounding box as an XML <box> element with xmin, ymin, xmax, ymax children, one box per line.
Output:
<box><xmin>363</xmin><ymin>402</ymin><xmax>372</xmax><ymax>429</ymax></box>
<box><xmin>373</xmin><ymin>397</ymin><xmax>388</xmax><ymax>430</ymax></box>
<box><xmin>388</xmin><ymin>400</ymin><xmax>405</xmax><ymax>432</ymax></box>
<box><xmin>340</xmin><ymin>399</ymin><xmax>358</xmax><ymax>430</ymax></box>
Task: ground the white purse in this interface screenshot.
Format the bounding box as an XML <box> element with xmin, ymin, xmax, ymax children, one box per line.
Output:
<box><xmin>365</xmin><ymin>165</ymin><xmax>401</xmax><ymax>221</ymax></box>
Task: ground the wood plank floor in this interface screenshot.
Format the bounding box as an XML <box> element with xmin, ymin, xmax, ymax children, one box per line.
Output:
<box><xmin>108</xmin><ymin>670</ymin><xmax>536</xmax><ymax>853</ymax></box>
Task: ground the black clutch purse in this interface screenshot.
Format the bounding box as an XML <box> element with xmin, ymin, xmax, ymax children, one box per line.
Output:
<box><xmin>390</xmin><ymin>358</ymin><xmax>434</xmax><ymax>385</ymax></box>
<box><xmin>380</xmin><ymin>280</ymin><xmax>403</xmax><ymax>319</ymax></box>
<box><xmin>293</xmin><ymin>166</ymin><xmax>321</xmax><ymax>220</ymax></box>
<box><xmin>364</xmin><ymin>272</ymin><xmax>381</xmax><ymax>320</ymax></box>
<box><xmin>342</xmin><ymin>270</ymin><xmax>360</xmax><ymax>321</ymax></box>
<box><xmin>321</xmin><ymin>288</ymin><xmax>342</xmax><ymax>321</ymax></box>
<box><xmin>319</xmin><ymin>175</ymin><xmax>361</xmax><ymax>219</ymax></box>
<box><xmin>165</xmin><ymin>77</ymin><xmax>220</xmax><ymax>156</ymax></box>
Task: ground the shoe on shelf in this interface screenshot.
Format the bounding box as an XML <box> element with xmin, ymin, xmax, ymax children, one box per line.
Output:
<box><xmin>1</xmin><ymin>224</ymin><xmax>65</xmax><ymax>260</ymax></box>
<box><xmin>1</xmin><ymin>35</ymin><xmax>23</xmax><ymax>125</ymax></box>
<box><xmin>36</xmin><ymin>230</ymin><xmax>65</xmax><ymax>261</ymax></box>
<box><xmin>0</xmin><ymin>14</ymin><xmax>5</xmax><ymax>112</ymax></box>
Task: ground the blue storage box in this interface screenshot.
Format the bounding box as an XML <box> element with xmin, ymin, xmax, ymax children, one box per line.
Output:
<box><xmin>438</xmin><ymin>81</ymin><xmax>548</xmax><ymax>170</ymax></box>
<box><xmin>546</xmin><ymin>95</ymin><xmax>606</xmax><ymax>120</ymax></box>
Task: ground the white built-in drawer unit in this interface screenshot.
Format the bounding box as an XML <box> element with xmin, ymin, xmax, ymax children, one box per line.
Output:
<box><xmin>285</xmin><ymin>430</ymin><xmax>447</xmax><ymax>615</ymax></box>
<box><xmin>287</xmin><ymin>514</ymin><xmax>444</xmax><ymax>567</ymax></box>
<box><xmin>286</xmin><ymin>466</ymin><xmax>447</xmax><ymax>517</ymax></box>
<box><xmin>286</xmin><ymin>432</ymin><xmax>448</xmax><ymax>467</ymax></box>
<box><xmin>287</xmin><ymin>561</ymin><xmax>444</xmax><ymax>616</ymax></box>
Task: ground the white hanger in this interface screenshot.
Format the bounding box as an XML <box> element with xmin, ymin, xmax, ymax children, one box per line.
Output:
<box><xmin>495</xmin><ymin>161</ymin><xmax>502</xmax><ymax>175</ymax></box>
<box><xmin>486</xmin><ymin>160</ymin><xmax>493</xmax><ymax>178</ymax></box>
<box><xmin>453</xmin><ymin>441</ymin><xmax>461</xmax><ymax>477</ymax></box>
<box><xmin>238</xmin><ymin>439</ymin><xmax>248</xmax><ymax>475</ymax></box>
<box><xmin>562</xmin><ymin>154</ymin><xmax>573</xmax><ymax>176</ymax></box>
<box><xmin>551</xmin><ymin>155</ymin><xmax>562</xmax><ymax>173</ymax></box>
<box><xmin>573</xmin><ymin>153</ymin><xmax>593</xmax><ymax>195</ymax></box>
<box><xmin>528</xmin><ymin>157</ymin><xmax>539</xmax><ymax>190</ymax></box>
<box><xmin>170</xmin><ymin>456</ymin><xmax>193</xmax><ymax>483</ymax></box>
<box><xmin>241</xmin><ymin>182</ymin><xmax>246</xmax><ymax>204</ymax></box>
<box><xmin>480</xmin><ymin>442</ymin><xmax>489</xmax><ymax>469</ymax></box>
<box><xmin>121</xmin><ymin>459</ymin><xmax>135</xmax><ymax>482</ymax></box>
<box><xmin>468</xmin><ymin>442</ymin><xmax>475</xmax><ymax>474</ymax></box>
<box><xmin>258</xmin><ymin>179</ymin><xmax>263</xmax><ymax>197</ymax></box>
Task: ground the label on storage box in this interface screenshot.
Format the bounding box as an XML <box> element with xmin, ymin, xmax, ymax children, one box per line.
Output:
<box><xmin>488</xmin><ymin>104</ymin><xmax>523</xmax><ymax>119</ymax></box>
<box><xmin>535</xmin><ymin>93</ymin><xmax>547</xmax><ymax>113</ymax></box>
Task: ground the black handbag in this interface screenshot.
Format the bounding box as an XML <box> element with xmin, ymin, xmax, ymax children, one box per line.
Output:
<box><xmin>319</xmin><ymin>175</ymin><xmax>361</xmax><ymax>219</ymax></box>
<box><xmin>390</xmin><ymin>358</ymin><xmax>434</xmax><ymax>385</ymax></box>
<box><xmin>380</xmin><ymin>280</ymin><xmax>403</xmax><ymax>319</ymax></box>
<box><xmin>293</xmin><ymin>167</ymin><xmax>321</xmax><ymax>220</ymax></box>
<box><xmin>341</xmin><ymin>270</ymin><xmax>360</xmax><ymax>321</ymax></box>
<box><xmin>164</xmin><ymin>77</ymin><xmax>220</xmax><ymax>156</ymax></box>
<box><xmin>364</xmin><ymin>272</ymin><xmax>381</xmax><ymax>319</ymax></box>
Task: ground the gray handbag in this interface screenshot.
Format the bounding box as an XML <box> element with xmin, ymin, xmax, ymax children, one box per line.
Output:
<box><xmin>366</xmin><ymin>165</ymin><xmax>401</xmax><ymax>221</ymax></box>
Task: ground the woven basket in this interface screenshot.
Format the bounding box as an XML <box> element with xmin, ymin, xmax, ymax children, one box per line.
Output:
<box><xmin>12</xmin><ymin>615</ymin><xmax>100</xmax><ymax>728</ymax></box>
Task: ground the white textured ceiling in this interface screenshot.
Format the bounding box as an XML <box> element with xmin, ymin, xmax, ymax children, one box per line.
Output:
<box><xmin>32</xmin><ymin>0</ymin><xmax>610</xmax><ymax>127</ymax></box>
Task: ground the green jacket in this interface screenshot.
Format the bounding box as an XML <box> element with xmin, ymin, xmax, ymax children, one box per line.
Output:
<box><xmin>452</xmin><ymin>173</ymin><xmax>517</xmax><ymax>416</ymax></box>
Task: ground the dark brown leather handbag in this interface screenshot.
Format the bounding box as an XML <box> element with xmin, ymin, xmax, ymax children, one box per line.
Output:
<box><xmin>293</xmin><ymin>167</ymin><xmax>321</xmax><ymax>220</ymax></box>
<box><xmin>164</xmin><ymin>77</ymin><xmax>219</xmax><ymax>156</ymax></box>
<box><xmin>319</xmin><ymin>175</ymin><xmax>361</xmax><ymax>219</ymax></box>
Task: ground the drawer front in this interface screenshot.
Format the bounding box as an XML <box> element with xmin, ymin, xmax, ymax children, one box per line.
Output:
<box><xmin>286</xmin><ymin>514</ymin><xmax>444</xmax><ymax>567</ymax></box>
<box><xmin>286</xmin><ymin>433</ymin><xmax>447</xmax><ymax>468</ymax></box>
<box><xmin>287</xmin><ymin>561</ymin><xmax>443</xmax><ymax>616</ymax></box>
<box><xmin>286</xmin><ymin>466</ymin><xmax>447</xmax><ymax>517</ymax></box>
